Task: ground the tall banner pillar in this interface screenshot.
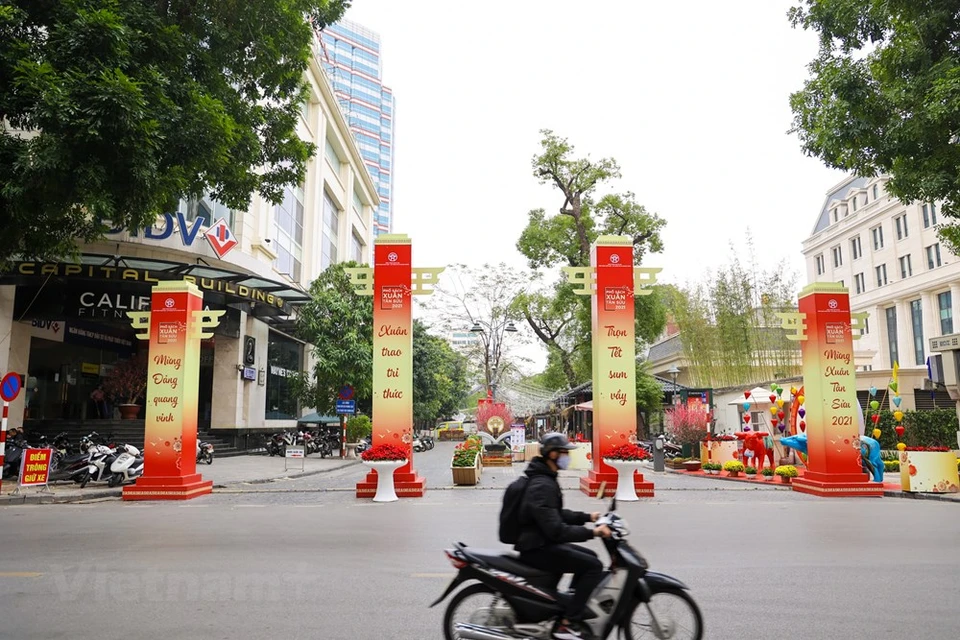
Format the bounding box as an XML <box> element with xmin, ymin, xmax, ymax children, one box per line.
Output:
<box><xmin>778</xmin><ymin>282</ymin><xmax>882</xmax><ymax>497</ymax></box>
<box><xmin>346</xmin><ymin>234</ymin><xmax>442</xmax><ymax>498</ymax></box>
<box><xmin>565</xmin><ymin>235</ymin><xmax>659</xmax><ymax>497</ymax></box>
<box><xmin>123</xmin><ymin>281</ymin><xmax>223</xmax><ymax>500</ymax></box>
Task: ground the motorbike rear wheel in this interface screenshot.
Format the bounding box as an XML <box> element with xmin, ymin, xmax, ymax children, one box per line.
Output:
<box><xmin>622</xmin><ymin>588</ymin><xmax>702</xmax><ymax>640</ymax></box>
<box><xmin>205</xmin><ymin>452</ymin><xmax>214</xmax><ymax>465</ymax></box>
<box><xmin>443</xmin><ymin>583</ymin><xmax>517</xmax><ymax>640</ymax></box>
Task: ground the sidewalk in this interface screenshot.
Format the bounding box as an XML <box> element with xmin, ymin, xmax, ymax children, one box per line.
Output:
<box><xmin>0</xmin><ymin>454</ymin><xmax>360</xmax><ymax>505</ymax></box>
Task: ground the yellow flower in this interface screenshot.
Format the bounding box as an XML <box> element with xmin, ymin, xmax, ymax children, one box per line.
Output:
<box><xmin>896</xmin><ymin>442</ymin><xmax>906</xmax><ymax>451</ymax></box>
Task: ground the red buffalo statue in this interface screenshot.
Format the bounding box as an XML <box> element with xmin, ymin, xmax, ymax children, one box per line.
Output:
<box><xmin>736</xmin><ymin>431</ymin><xmax>775</xmax><ymax>472</ymax></box>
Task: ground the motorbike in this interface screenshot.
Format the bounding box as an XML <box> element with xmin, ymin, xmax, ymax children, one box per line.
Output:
<box><xmin>431</xmin><ymin>499</ymin><xmax>703</xmax><ymax>640</ymax></box>
<box><xmin>1</xmin><ymin>435</ymin><xmax>29</xmax><ymax>479</ymax></box>
<box><xmin>413</xmin><ymin>436</ymin><xmax>426</xmax><ymax>453</ymax></box>
<box><xmin>197</xmin><ymin>441</ymin><xmax>215</xmax><ymax>465</ymax></box>
<box><xmin>107</xmin><ymin>443</ymin><xmax>144</xmax><ymax>487</ymax></box>
<box><xmin>355</xmin><ymin>435</ymin><xmax>372</xmax><ymax>455</ymax></box>
<box><xmin>421</xmin><ymin>435</ymin><xmax>435</xmax><ymax>451</ymax></box>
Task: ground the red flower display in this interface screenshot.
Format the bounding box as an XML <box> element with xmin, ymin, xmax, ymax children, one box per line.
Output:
<box><xmin>603</xmin><ymin>444</ymin><xmax>651</xmax><ymax>461</ymax></box>
<box><xmin>361</xmin><ymin>444</ymin><xmax>408</xmax><ymax>462</ymax></box>
<box><xmin>905</xmin><ymin>446</ymin><xmax>951</xmax><ymax>452</ymax></box>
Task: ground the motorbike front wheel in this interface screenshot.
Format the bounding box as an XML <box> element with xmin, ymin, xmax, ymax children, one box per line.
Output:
<box><xmin>622</xmin><ymin>588</ymin><xmax>703</xmax><ymax>640</ymax></box>
<box><xmin>108</xmin><ymin>473</ymin><xmax>122</xmax><ymax>488</ymax></box>
<box><xmin>205</xmin><ymin>452</ymin><xmax>214</xmax><ymax>465</ymax></box>
<box><xmin>443</xmin><ymin>583</ymin><xmax>517</xmax><ymax>640</ymax></box>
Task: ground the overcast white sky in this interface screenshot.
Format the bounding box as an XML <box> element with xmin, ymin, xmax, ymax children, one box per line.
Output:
<box><xmin>341</xmin><ymin>0</ymin><xmax>849</xmax><ymax>372</ymax></box>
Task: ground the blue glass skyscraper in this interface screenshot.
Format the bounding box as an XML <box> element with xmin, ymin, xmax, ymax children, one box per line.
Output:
<box><xmin>320</xmin><ymin>20</ymin><xmax>394</xmax><ymax>237</ymax></box>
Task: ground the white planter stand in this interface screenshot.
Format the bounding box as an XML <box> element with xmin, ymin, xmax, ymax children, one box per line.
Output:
<box><xmin>603</xmin><ymin>459</ymin><xmax>645</xmax><ymax>502</ymax></box>
<box><xmin>362</xmin><ymin>459</ymin><xmax>406</xmax><ymax>502</ymax></box>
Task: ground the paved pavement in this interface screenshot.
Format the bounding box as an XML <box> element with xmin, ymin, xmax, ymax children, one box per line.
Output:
<box><xmin>1</xmin><ymin>461</ymin><xmax>959</xmax><ymax>639</ymax></box>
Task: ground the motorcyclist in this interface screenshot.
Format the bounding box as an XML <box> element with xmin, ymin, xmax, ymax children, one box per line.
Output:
<box><xmin>515</xmin><ymin>432</ymin><xmax>611</xmax><ymax>640</ymax></box>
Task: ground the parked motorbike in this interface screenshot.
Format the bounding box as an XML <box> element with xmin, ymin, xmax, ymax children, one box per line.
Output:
<box><xmin>431</xmin><ymin>499</ymin><xmax>703</xmax><ymax>640</ymax></box>
<box><xmin>355</xmin><ymin>435</ymin><xmax>372</xmax><ymax>455</ymax></box>
<box><xmin>413</xmin><ymin>437</ymin><xmax>426</xmax><ymax>453</ymax></box>
<box><xmin>197</xmin><ymin>441</ymin><xmax>215</xmax><ymax>465</ymax></box>
<box><xmin>420</xmin><ymin>435</ymin><xmax>435</xmax><ymax>451</ymax></box>
<box><xmin>1</xmin><ymin>435</ymin><xmax>28</xmax><ymax>479</ymax></box>
<box><xmin>107</xmin><ymin>444</ymin><xmax>144</xmax><ymax>487</ymax></box>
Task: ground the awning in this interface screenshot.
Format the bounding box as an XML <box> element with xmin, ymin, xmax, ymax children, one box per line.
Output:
<box><xmin>573</xmin><ymin>400</ymin><xmax>593</xmax><ymax>411</ymax></box>
<box><xmin>1</xmin><ymin>254</ymin><xmax>312</xmax><ymax>330</ymax></box>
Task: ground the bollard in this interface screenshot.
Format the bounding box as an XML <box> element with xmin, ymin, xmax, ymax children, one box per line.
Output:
<box><xmin>653</xmin><ymin>435</ymin><xmax>665</xmax><ymax>472</ymax></box>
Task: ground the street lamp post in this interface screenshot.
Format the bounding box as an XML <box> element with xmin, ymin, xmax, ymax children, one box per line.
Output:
<box><xmin>470</xmin><ymin>320</ymin><xmax>518</xmax><ymax>402</ymax></box>
<box><xmin>667</xmin><ymin>365</ymin><xmax>681</xmax><ymax>406</ymax></box>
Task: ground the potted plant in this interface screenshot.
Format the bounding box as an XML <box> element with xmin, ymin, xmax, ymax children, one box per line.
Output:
<box><xmin>682</xmin><ymin>459</ymin><xmax>702</xmax><ymax>473</ymax></box>
<box><xmin>702</xmin><ymin>462</ymin><xmax>720</xmax><ymax>475</ymax></box>
<box><xmin>775</xmin><ymin>465</ymin><xmax>799</xmax><ymax>484</ymax></box>
<box><xmin>666</xmin><ymin>405</ymin><xmax>711</xmax><ymax>458</ymax></box>
<box><xmin>723</xmin><ymin>460</ymin><xmax>745</xmax><ymax>478</ymax></box>
<box><xmin>760</xmin><ymin>467</ymin><xmax>775</xmax><ymax>481</ymax></box>
<box><xmin>361</xmin><ymin>444</ymin><xmax>408</xmax><ymax>502</ymax></box>
<box><xmin>451</xmin><ymin>438</ymin><xmax>482</xmax><ymax>486</ymax></box>
<box><xmin>899</xmin><ymin>446</ymin><xmax>959</xmax><ymax>493</ymax></box>
<box><xmin>103</xmin><ymin>356</ymin><xmax>148</xmax><ymax>419</ymax></box>
<box><xmin>744</xmin><ymin>465</ymin><xmax>757</xmax><ymax>479</ymax></box>
<box><xmin>602</xmin><ymin>444</ymin><xmax>651</xmax><ymax>502</ymax></box>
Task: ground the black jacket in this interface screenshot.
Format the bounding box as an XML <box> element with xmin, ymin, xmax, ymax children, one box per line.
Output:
<box><xmin>515</xmin><ymin>457</ymin><xmax>592</xmax><ymax>552</ymax></box>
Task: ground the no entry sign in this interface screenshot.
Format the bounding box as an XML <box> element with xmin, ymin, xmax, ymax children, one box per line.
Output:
<box><xmin>0</xmin><ymin>372</ymin><xmax>21</xmax><ymax>402</ymax></box>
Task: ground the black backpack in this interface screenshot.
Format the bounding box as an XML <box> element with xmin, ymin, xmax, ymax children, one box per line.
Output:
<box><xmin>498</xmin><ymin>475</ymin><xmax>530</xmax><ymax>544</ymax></box>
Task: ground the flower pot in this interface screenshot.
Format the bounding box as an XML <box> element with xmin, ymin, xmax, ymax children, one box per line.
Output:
<box><xmin>362</xmin><ymin>459</ymin><xmax>406</xmax><ymax>502</ymax></box>
<box><xmin>778</xmin><ymin>476</ymin><xmax>792</xmax><ymax>485</ymax></box>
<box><xmin>745</xmin><ymin>474</ymin><xmax>756</xmax><ymax>480</ymax></box>
<box><xmin>899</xmin><ymin>451</ymin><xmax>960</xmax><ymax>493</ymax></box>
<box><xmin>118</xmin><ymin>404</ymin><xmax>141</xmax><ymax>420</ymax></box>
<box><xmin>603</xmin><ymin>459</ymin><xmax>646</xmax><ymax>502</ymax></box>
<box><xmin>727</xmin><ymin>471</ymin><xmax>741</xmax><ymax>478</ymax></box>
<box><xmin>452</xmin><ymin>456</ymin><xmax>480</xmax><ymax>486</ymax></box>
<box><xmin>682</xmin><ymin>460</ymin><xmax>702</xmax><ymax>473</ymax></box>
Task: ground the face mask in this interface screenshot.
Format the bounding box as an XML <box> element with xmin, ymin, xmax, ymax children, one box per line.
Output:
<box><xmin>556</xmin><ymin>454</ymin><xmax>571</xmax><ymax>470</ymax></box>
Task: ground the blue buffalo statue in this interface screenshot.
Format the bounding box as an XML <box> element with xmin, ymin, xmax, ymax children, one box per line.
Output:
<box><xmin>779</xmin><ymin>433</ymin><xmax>884</xmax><ymax>482</ymax></box>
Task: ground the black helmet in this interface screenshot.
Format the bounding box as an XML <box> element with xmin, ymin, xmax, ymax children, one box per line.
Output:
<box><xmin>540</xmin><ymin>432</ymin><xmax>577</xmax><ymax>455</ymax></box>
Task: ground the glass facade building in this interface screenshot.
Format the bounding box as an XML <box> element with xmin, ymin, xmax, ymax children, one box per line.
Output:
<box><xmin>321</xmin><ymin>20</ymin><xmax>395</xmax><ymax>237</ymax></box>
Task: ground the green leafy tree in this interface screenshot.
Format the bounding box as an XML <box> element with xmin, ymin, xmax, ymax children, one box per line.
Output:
<box><xmin>412</xmin><ymin>320</ymin><xmax>470</xmax><ymax>427</ymax></box>
<box><xmin>294</xmin><ymin>261</ymin><xmax>373</xmax><ymax>415</ymax></box>
<box><xmin>516</xmin><ymin>130</ymin><xmax>668</xmax><ymax>393</ymax></box>
<box><xmin>0</xmin><ymin>0</ymin><xmax>350</xmax><ymax>263</ymax></box>
<box><xmin>787</xmin><ymin>1</ymin><xmax>960</xmax><ymax>250</ymax></box>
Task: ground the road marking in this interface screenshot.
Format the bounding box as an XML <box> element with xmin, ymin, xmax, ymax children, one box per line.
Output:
<box><xmin>411</xmin><ymin>573</ymin><xmax>455</xmax><ymax>579</ymax></box>
<box><xmin>289</xmin><ymin>504</ymin><xmax>325</xmax><ymax>507</ymax></box>
<box><xmin>178</xmin><ymin>504</ymin><xmax>208</xmax><ymax>508</ymax></box>
<box><xmin>0</xmin><ymin>572</ymin><xmax>43</xmax><ymax>578</ymax></box>
<box><xmin>234</xmin><ymin>504</ymin><xmax>267</xmax><ymax>508</ymax></box>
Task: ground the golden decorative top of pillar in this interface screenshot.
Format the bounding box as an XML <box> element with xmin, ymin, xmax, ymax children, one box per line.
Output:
<box><xmin>593</xmin><ymin>235</ymin><xmax>633</xmax><ymax>246</ymax></box>
<box><xmin>799</xmin><ymin>281</ymin><xmax>848</xmax><ymax>296</ymax></box>
<box><xmin>375</xmin><ymin>234</ymin><xmax>411</xmax><ymax>245</ymax></box>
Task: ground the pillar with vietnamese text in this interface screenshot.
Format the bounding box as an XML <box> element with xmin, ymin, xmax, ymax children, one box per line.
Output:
<box><xmin>565</xmin><ymin>235</ymin><xmax>660</xmax><ymax>498</ymax></box>
<box><xmin>778</xmin><ymin>282</ymin><xmax>882</xmax><ymax>497</ymax></box>
<box><xmin>347</xmin><ymin>234</ymin><xmax>443</xmax><ymax>498</ymax></box>
<box><xmin>123</xmin><ymin>281</ymin><xmax>223</xmax><ymax>500</ymax></box>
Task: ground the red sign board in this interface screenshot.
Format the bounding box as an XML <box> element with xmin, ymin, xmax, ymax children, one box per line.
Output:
<box><xmin>19</xmin><ymin>448</ymin><xmax>52</xmax><ymax>486</ymax></box>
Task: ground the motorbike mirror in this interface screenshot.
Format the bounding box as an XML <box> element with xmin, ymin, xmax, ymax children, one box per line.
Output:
<box><xmin>610</xmin><ymin>498</ymin><xmax>617</xmax><ymax>512</ymax></box>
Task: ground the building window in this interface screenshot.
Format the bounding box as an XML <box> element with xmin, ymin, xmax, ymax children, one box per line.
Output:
<box><xmin>351</xmin><ymin>232</ymin><xmax>364</xmax><ymax>263</ymax></box>
<box><xmin>265</xmin><ymin>332</ymin><xmax>303</xmax><ymax>420</ymax></box>
<box><xmin>851</xmin><ymin>236</ymin><xmax>862</xmax><ymax>260</ymax></box>
<box><xmin>274</xmin><ymin>184</ymin><xmax>304</xmax><ymax>281</ymax></box>
<box><xmin>871</xmin><ymin>225</ymin><xmax>884</xmax><ymax>250</ymax></box>
<box><xmin>875</xmin><ymin>264</ymin><xmax>887</xmax><ymax>287</ymax></box>
<box><xmin>911</xmin><ymin>299</ymin><xmax>924</xmax><ymax>366</ymax></box>
<box><xmin>872</xmin><ymin>184</ymin><xmax>879</xmax><ymax>200</ymax></box>
<box><xmin>322</xmin><ymin>191</ymin><xmax>340</xmax><ymax>270</ymax></box>
<box><xmin>894</xmin><ymin>213</ymin><xmax>909</xmax><ymax>240</ymax></box>
<box><xmin>886</xmin><ymin>307</ymin><xmax>898</xmax><ymax>368</ymax></box>
<box><xmin>815</xmin><ymin>254</ymin><xmax>825</xmax><ymax>276</ymax></box>
<box><xmin>939</xmin><ymin>291</ymin><xmax>953</xmax><ymax>334</ymax></box>
<box><xmin>899</xmin><ymin>254</ymin><xmax>913</xmax><ymax>279</ymax></box>
<box><xmin>832</xmin><ymin>246</ymin><xmax>843</xmax><ymax>268</ymax></box>
<box><xmin>854</xmin><ymin>272</ymin><xmax>865</xmax><ymax>294</ymax></box>
<box><xmin>178</xmin><ymin>194</ymin><xmax>233</xmax><ymax>229</ymax></box>
<box><xmin>864</xmin><ymin>316</ymin><xmax>870</xmax><ymax>334</ymax></box>
<box><xmin>325</xmin><ymin>139</ymin><xmax>342</xmax><ymax>172</ymax></box>
<box><xmin>926</xmin><ymin>243</ymin><xmax>942</xmax><ymax>269</ymax></box>
<box><xmin>922</xmin><ymin>203</ymin><xmax>938</xmax><ymax>228</ymax></box>
<box><xmin>852</xmin><ymin>196</ymin><xmax>858</xmax><ymax>211</ymax></box>
<box><xmin>832</xmin><ymin>209</ymin><xmax>838</xmax><ymax>223</ymax></box>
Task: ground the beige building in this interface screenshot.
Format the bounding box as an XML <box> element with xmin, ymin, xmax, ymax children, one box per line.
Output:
<box><xmin>0</xmin><ymin>30</ymin><xmax>379</xmax><ymax>436</ymax></box>
<box><xmin>801</xmin><ymin>175</ymin><xmax>957</xmax><ymax>410</ymax></box>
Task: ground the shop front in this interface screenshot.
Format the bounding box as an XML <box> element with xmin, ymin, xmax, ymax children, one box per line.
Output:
<box><xmin>0</xmin><ymin>254</ymin><xmax>310</xmax><ymax>440</ymax></box>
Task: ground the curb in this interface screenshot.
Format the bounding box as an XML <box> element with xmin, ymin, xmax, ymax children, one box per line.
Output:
<box><xmin>882</xmin><ymin>490</ymin><xmax>960</xmax><ymax>503</ymax></box>
<box><xmin>662</xmin><ymin>467</ymin><xmax>792</xmax><ymax>490</ymax></box>
<box><xmin>212</xmin><ymin>459</ymin><xmax>361</xmax><ymax>488</ymax></box>
<box><xmin>0</xmin><ymin>489</ymin><xmax>123</xmax><ymax>505</ymax></box>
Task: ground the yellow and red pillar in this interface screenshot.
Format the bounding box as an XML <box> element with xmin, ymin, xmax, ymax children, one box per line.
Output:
<box><xmin>123</xmin><ymin>281</ymin><xmax>223</xmax><ymax>500</ymax></box>
<box><xmin>566</xmin><ymin>236</ymin><xmax>657</xmax><ymax>498</ymax></box>
<box><xmin>785</xmin><ymin>283</ymin><xmax>882</xmax><ymax>497</ymax></box>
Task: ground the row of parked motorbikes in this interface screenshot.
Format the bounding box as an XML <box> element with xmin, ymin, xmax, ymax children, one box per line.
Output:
<box><xmin>1</xmin><ymin>431</ymin><xmax>215</xmax><ymax>488</ymax></box>
<box><xmin>264</xmin><ymin>430</ymin><xmax>342</xmax><ymax>457</ymax></box>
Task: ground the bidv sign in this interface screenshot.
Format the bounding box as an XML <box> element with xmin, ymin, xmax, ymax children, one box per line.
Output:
<box><xmin>104</xmin><ymin>213</ymin><xmax>238</xmax><ymax>259</ymax></box>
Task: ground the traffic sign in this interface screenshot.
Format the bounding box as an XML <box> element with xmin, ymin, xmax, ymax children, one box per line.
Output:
<box><xmin>336</xmin><ymin>400</ymin><xmax>356</xmax><ymax>415</ymax></box>
<box><xmin>338</xmin><ymin>385</ymin><xmax>355</xmax><ymax>401</ymax></box>
<box><xmin>0</xmin><ymin>372</ymin><xmax>21</xmax><ymax>402</ymax></box>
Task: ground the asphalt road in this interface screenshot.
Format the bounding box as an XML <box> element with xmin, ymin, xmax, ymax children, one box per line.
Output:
<box><xmin>1</xmin><ymin>445</ymin><xmax>958</xmax><ymax>639</ymax></box>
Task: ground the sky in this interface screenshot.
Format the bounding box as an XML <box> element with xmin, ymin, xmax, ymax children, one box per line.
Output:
<box><xmin>339</xmin><ymin>0</ymin><xmax>849</xmax><ymax>372</ymax></box>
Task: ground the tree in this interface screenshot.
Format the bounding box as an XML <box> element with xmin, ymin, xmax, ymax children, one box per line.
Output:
<box><xmin>0</xmin><ymin>0</ymin><xmax>350</xmax><ymax>263</ymax></box>
<box><xmin>516</xmin><ymin>130</ymin><xmax>668</xmax><ymax>391</ymax></box>
<box><xmin>294</xmin><ymin>261</ymin><xmax>373</xmax><ymax>415</ymax></box>
<box><xmin>412</xmin><ymin>320</ymin><xmax>470</xmax><ymax>427</ymax></box>
<box><xmin>787</xmin><ymin>1</ymin><xmax>960</xmax><ymax>250</ymax></box>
